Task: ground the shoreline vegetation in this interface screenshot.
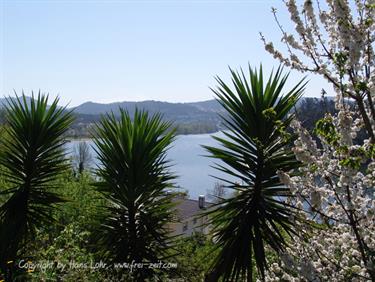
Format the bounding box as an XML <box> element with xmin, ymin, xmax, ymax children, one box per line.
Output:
<box><xmin>66</xmin><ymin>120</ymin><xmax>221</xmax><ymax>139</ymax></box>
<box><xmin>66</xmin><ymin>127</ymin><xmax>221</xmax><ymax>141</ymax></box>
<box><xmin>1</xmin><ymin>96</ymin><xmax>338</xmax><ymax>139</ymax></box>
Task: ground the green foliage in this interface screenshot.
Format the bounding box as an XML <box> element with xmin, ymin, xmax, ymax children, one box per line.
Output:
<box><xmin>0</xmin><ymin>93</ymin><xmax>74</xmax><ymax>279</ymax></box>
<box><xmin>337</xmin><ymin>146</ymin><xmax>368</xmax><ymax>170</ymax></box>
<box><xmin>367</xmin><ymin>144</ymin><xmax>375</xmax><ymax>159</ymax></box>
<box><xmin>29</xmin><ymin>223</ymin><xmax>100</xmax><ymax>281</ymax></box>
<box><xmin>339</xmin><ymin>158</ymin><xmax>361</xmax><ymax>170</ymax></box>
<box><xmin>314</xmin><ymin>114</ymin><xmax>339</xmax><ymax>146</ymax></box>
<box><xmin>204</xmin><ymin>65</ymin><xmax>306</xmax><ymax>281</ymax></box>
<box><xmin>262</xmin><ymin>107</ymin><xmax>277</xmax><ymax>120</ymax></box>
<box><xmin>92</xmin><ymin>109</ymin><xmax>178</xmax><ymax>281</ymax></box>
<box><xmin>5</xmin><ymin>173</ymin><xmax>111</xmax><ymax>281</ymax></box>
<box><xmin>333</xmin><ymin>52</ymin><xmax>348</xmax><ymax>76</ymax></box>
<box><xmin>171</xmin><ymin>233</ymin><xmax>217</xmax><ymax>281</ymax></box>
<box><xmin>1</xmin><ymin>171</ymin><xmax>221</xmax><ymax>281</ymax></box>
<box><xmin>314</xmin><ymin>114</ymin><xmax>372</xmax><ymax>169</ymax></box>
<box><xmin>51</xmin><ymin>172</ymin><xmax>105</xmax><ymax>232</ymax></box>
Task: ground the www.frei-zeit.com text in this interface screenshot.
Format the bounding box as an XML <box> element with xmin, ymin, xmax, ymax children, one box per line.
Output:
<box><xmin>15</xmin><ymin>259</ymin><xmax>178</xmax><ymax>273</ymax></box>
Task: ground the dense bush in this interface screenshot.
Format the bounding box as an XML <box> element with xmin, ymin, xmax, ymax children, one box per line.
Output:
<box><xmin>0</xmin><ymin>170</ymin><xmax>219</xmax><ymax>281</ymax></box>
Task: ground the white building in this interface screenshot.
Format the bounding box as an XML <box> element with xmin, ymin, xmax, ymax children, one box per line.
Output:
<box><xmin>168</xmin><ymin>195</ymin><xmax>213</xmax><ymax>237</ymax></box>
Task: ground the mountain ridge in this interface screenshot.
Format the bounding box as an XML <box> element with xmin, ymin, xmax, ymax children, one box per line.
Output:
<box><xmin>0</xmin><ymin>96</ymin><xmax>336</xmax><ymax>137</ymax></box>
<box><xmin>71</xmin><ymin>99</ymin><xmax>223</xmax><ymax>115</ymax></box>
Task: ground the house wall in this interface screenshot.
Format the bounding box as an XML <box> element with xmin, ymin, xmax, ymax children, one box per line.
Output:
<box><xmin>168</xmin><ymin>215</ymin><xmax>211</xmax><ymax>237</ymax></box>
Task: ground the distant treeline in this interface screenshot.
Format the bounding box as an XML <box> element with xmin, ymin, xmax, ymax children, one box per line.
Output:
<box><xmin>66</xmin><ymin>120</ymin><xmax>220</xmax><ymax>138</ymax></box>
<box><xmin>65</xmin><ymin>97</ymin><xmax>337</xmax><ymax>138</ymax></box>
<box><xmin>174</xmin><ymin>121</ymin><xmax>219</xmax><ymax>135</ymax></box>
<box><xmin>0</xmin><ymin>97</ymin><xmax>349</xmax><ymax>138</ymax></box>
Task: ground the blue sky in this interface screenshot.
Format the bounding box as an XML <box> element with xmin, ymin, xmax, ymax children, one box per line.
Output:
<box><xmin>1</xmin><ymin>0</ymin><xmax>330</xmax><ymax>106</ymax></box>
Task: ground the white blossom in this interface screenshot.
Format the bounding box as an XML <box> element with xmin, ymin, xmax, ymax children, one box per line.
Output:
<box><xmin>262</xmin><ymin>1</ymin><xmax>375</xmax><ymax>280</ymax></box>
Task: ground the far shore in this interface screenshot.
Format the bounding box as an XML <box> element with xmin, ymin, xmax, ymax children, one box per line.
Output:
<box><xmin>66</xmin><ymin>130</ymin><xmax>221</xmax><ymax>142</ymax></box>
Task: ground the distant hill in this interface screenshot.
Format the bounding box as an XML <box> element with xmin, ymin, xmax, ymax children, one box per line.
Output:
<box><xmin>0</xmin><ymin>98</ymin><xmax>225</xmax><ymax>136</ymax></box>
<box><xmin>0</xmin><ymin>96</ymin><xmax>340</xmax><ymax>137</ymax></box>
<box><xmin>70</xmin><ymin>99</ymin><xmax>224</xmax><ymax>136</ymax></box>
<box><xmin>0</xmin><ymin>96</ymin><xmax>33</xmax><ymax>107</ymax></box>
<box><xmin>184</xmin><ymin>100</ymin><xmax>224</xmax><ymax>112</ymax></box>
<box><xmin>73</xmin><ymin>99</ymin><xmax>223</xmax><ymax>120</ymax></box>
<box><xmin>73</xmin><ymin>99</ymin><xmax>223</xmax><ymax>114</ymax></box>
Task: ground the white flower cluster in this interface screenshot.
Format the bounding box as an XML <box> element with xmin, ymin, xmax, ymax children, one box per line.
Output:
<box><xmin>262</xmin><ymin>0</ymin><xmax>375</xmax><ymax>92</ymax></box>
<box><xmin>269</xmin><ymin>97</ymin><xmax>375</xmax><ymax>280</ymax></box>
<box><xmin>263</xmin><ymin>224</ymin><xmax>374</xmax><ymax>281</ymax></box>
<box><xmin>262</xmin><ymin>1</ymin><xmax>375</xmax><ymax>280</ymax></box>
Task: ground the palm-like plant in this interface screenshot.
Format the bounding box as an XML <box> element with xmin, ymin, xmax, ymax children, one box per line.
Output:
<box><xmin>93</xmin><ymin>109</ymin><xmax>176</xmax><ymax>281</ymax></box>
<box><xmin>0</xmin><ymin>109</ymin><xmax>5</xmax><ymax>124</ymax></box>
<box><xmin>0</xmin><ymin>93</ymin><xmax>74</xmax><ymax>278</ymax></box>
<box><xmin>204</xmin><ymin>66</ymin><xmax>306</xmax><ymax>281</ymax></box>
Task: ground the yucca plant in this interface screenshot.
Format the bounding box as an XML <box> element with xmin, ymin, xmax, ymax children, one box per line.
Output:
<box><xmin>93</xmin><ymin>109</ymin><xmax>177</xmax><ymax>281</ymax></box>
<box><xmin>0</xmin><ymin>109</ymin><xmax>5</xmax><ymax>124</ymax></box>
<box><xmin>204</xmin><ymin>66</ymin><xmax>306</xmax><ymax>281</ymax></box>
<box><xmin>0</xmin><ymin>93</ymin><xmax>74</xmax><ymax>279</ymax></box>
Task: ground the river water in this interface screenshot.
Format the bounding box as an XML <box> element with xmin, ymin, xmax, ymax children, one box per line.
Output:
<box><xmin>67</xmin><ymin>132</ymin><xmax>237</xmax><ymax>199</ymax></box>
